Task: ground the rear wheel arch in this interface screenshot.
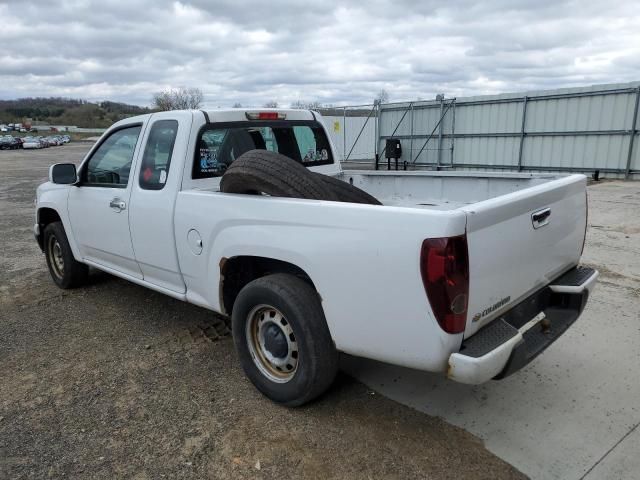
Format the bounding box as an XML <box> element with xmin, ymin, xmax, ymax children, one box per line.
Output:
<box><xmin>220</xmin><ymin>255</ymin><xmax>319</xmax><ymax>316</ymax></box>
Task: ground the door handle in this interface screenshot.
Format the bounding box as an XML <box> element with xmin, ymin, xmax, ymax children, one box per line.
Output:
<box><xmin>109</xmin><ymin>198</ymin><xmax>126</xmax><ymax>211</ymax></box>
<box><xmin>531</xmin><ymin>207</ymin><xmax>551</xmax><ymax>229</ymax></box>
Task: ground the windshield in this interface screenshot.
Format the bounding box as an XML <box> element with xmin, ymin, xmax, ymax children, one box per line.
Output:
<box><xmin>193</xmin><ymin>120</ymin><xmax>333</xmax><ymax>179</ymax></box>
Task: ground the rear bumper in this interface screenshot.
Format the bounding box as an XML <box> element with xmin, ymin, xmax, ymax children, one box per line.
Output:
<box><xmin>448</xmin><ymin>266</ymin><xmax>598</xmax><ymax>384</ymax></box>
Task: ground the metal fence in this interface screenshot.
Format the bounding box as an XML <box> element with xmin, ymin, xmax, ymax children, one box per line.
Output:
<box><xmin>334</xmin><ymin>82</ymin><xmax>640</xmax><ymax>179</ymax></box>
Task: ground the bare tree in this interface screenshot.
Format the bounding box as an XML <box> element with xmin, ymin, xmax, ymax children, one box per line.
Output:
<box><xmin>232</xmin><ymin>102</ymin><xmax>242</xmax><ymax>108</ymax></box>
<box><xmin>374</xmin><ymin>89</ymin><xmax>390</xmax><ymax>105</ymax></box>
<box><xmin>152</xmin><ymin>91</ymin><xmax>172</xmax><ymax>111</ymax></box>
<box><xmin>152</xmin><ymin>87</ymin><xmax>204</xmax><ymax>111</ymax></box>
<box><xmin>263</xmin><ymin>100</ymin><xmax>279</xmax><ymax>108</ymax></box>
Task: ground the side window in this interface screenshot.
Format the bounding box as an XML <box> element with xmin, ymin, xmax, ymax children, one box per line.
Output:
<box><xmin>293</xmin><ymin>126</ymin><xmax>329</xmax><ymax>164</ymax></box>
<box><xmin>261</xmin><ymin>127</ymin><xmax>278</xmax><ymax>152</ymax></box>
<box><xmin>195</xmin><ymin>129</ymin><xmax>230</xmax><ymax>178</ymax></box>
<box><xmin>139</xmin><ymin>120</ymin><xmax>178</xmax><ymax>190</ymax></box>
<box><xmin>84</xmin><ymin>125</ymin><xmax>142</xmax><ymax>187</ymax></box>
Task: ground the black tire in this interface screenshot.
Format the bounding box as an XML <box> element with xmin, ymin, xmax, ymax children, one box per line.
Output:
<box><xmin>232</xmin><ymin>273</ymin><xmax>338</xmax><ymax>406</ymax></box>
<box><xmin>312</xmin><ymin>172</ymin><xmax>382</xmax><ymax>205</ymax></box>
<box><xmin>44</xmin><ymin>221</ymin><xmax>88</xmax><ymax>289</ymax></box>
<box><xmin>220</xmin><ymin>150</ymin><xmax>338</xmax><ymax>201</ymax></box>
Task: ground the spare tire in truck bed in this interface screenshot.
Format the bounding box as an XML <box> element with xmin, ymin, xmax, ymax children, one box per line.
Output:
<box><xmin>312</xmin><ymin>172</ymin><xmax>382</xmax><ymax>205</ymax></box>
<box><xmin>220</xmin><ymin>150</ymin><xmax>338</xmax><ymax>201</ymax></box>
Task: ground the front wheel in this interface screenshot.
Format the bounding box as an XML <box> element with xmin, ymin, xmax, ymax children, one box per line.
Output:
<box><xmin>44</xmin><ymin>221</ymin><xmax>88</xmax><ymax>289</ymax></box>
<box><xmin>232</xmin><ymin>273</ymin><xmax>338</xmax><ymax>406</ymax></box>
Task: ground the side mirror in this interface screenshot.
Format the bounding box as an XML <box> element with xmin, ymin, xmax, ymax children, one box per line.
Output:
<box><xmin>49</xmin><ymin>163</ymin><xmax>77</xmax><ymax>184</ymax></box>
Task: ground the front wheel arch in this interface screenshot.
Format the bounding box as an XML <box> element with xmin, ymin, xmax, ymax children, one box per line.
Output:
<box><xmin>36</xmin><ymin>207</ymin><xmax>62</xmax><ymax>251</ymax></box>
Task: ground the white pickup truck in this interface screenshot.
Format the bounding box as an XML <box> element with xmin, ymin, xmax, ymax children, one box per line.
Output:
<box><xmin>35</xmin><ymin>109</ymin><xmax>598</xmax><ymax>406</ymax></box>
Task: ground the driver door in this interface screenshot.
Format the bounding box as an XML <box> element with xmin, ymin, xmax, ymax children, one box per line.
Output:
<box><xmin>68</xmin><ymin>123</ymin><xmax>145</xmax><ymax>278</ymax></box>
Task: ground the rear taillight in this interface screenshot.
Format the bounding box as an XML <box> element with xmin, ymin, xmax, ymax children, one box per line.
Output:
<box><xmin>420</xmin><ymin>235</ymin><xmax>469</xmax><ymax>334</ymax></box>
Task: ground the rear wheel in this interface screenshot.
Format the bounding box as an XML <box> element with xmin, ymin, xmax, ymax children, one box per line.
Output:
<box><xmin>44</xmin><ymin>221</ymin><xmax>88</xmax><ymax>289</ymax></box>
<box><xmin>232</xmin><ymin>273</ymin><xmax>338</xmax><ymax>406</ymax></box>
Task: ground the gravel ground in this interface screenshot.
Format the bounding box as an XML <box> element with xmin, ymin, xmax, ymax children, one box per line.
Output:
<box><xmin>0</xmin><ymin>143</ymin><xmax>525</xmax><ymax>479</ymax></box>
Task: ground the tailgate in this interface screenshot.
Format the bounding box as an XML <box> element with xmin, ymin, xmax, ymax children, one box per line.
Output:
<box><xmin>462</xmin><ymin>174</ymin><xmax>587</xmax><ymax>337</ymax></box>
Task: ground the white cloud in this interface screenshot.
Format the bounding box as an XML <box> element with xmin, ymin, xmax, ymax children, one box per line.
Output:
<box><xmin>0</xmin><ymin>0</ymin><xmax>638</xmax><ymax>107</ymax></box>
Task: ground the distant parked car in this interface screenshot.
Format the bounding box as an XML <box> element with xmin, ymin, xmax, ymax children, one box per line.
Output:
<box><xmin>0</xmin><ymin>136</ymin><xmax>23</xmax><ymax>150</ymax></box>
<box><xmin>22</xmin><ymin>137</ymin><xmax>42</xmax><ymax>149</ymax></box>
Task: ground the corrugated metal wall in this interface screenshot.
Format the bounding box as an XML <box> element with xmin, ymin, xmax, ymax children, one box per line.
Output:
<box><xmin>320</xmin><ymin>113</ymin><xmax>376</xmax><ymax>162</ymax></box>
<box><xmin>376</xmin><ymin>82</ymin><xmax>640</xmax><ymax>178</ymax></box>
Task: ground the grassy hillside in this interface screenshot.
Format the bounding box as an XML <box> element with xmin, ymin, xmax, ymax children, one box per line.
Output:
<box><xmin>0</xmin><ymin>97</ymin><xmax>152</xmax><ymax>128</ymax></box>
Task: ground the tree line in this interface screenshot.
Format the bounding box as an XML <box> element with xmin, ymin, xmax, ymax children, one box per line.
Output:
<box><xmin>0</xmin><ymin>97</ymin><xmax>151</xmax><ymax>127</ymax></box>
<box><xmin>0</xmin><ymin>88</ymin><xmax>392</xmax><ymax>127</ymax></box>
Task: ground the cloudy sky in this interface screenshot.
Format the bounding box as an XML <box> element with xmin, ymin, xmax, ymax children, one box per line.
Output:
<box><xmin>0</xmin><ymin>0</ymin><xmax>638</xmax><ymax>107</ymax></box>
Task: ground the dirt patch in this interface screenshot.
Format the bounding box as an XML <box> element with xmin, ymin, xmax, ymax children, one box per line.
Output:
<box><xmin>582</xmin><ymin>262</ymin><xmax>640</xmax><ymax>285</ymax></box>
<box><xmin>0</xmin><ymin>145</ymin><xmax>525</xmax><ymax>479</ymax></box>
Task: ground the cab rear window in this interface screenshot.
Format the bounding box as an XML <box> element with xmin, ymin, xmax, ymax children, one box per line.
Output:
<box><xmin>193</xmin><ymin>121</ymin><xmax>333</xmax><ymax>179</ymax></box>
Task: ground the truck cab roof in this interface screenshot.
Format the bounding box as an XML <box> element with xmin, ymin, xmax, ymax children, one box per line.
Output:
<box><xmin>203</xmin><ymin>108</ymin><xmax>317</xmax><ymax>123</ymax></box>
<box><xmin>112</xmin><ymin>109</ymin><xmax>318</xmax><ymax>129</ymax></box>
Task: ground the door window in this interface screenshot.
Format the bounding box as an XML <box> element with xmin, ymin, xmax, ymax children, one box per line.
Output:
<box><xmin>84</xmin><ymin>125</ymin><xmax>142</xmax><ymax>187</ymax></box>
<box><xmin>139</xmin><ymin>120</ymin><xmax>178</xmax><ymax>190</ymax></box>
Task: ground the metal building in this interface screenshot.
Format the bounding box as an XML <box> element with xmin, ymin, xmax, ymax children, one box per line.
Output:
<box><xmin>330</xmin><ymin>81</ymin><xmax>640</xmax><ymax>179</ymax></box>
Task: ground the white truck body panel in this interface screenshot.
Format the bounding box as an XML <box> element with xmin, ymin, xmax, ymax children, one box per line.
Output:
<box><xmin>173</xmin><ymin>191</ymin><xmax>466</xmax><ymax>370</ymax></box>
<box><xmin>128</xmin><ymin>110</ymin><xmax>193</xmax><ymax>293</ymax></box>
<box><xmin>462</xmin><ymin>175</ymin><xmax>587</xmax><ymax>336</ymax></box>
<box><xmin>35</xmin><ymin>109</ymin><xmax>593</xmax><ymax>378</ymax></box>
<box><xmin>66</xmin><ymin>124</ymin><xmax>147</xmax><ymax>279</ymax></box>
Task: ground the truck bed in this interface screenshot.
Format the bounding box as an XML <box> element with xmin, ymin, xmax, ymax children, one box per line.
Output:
<box><xmin>187</xmin><ymin>166</ymin><xmax>586</xmax><ymax>361</ymax></box>
<box><xmin>332</xmin><ymin>169</ymin><xmax>588</xmax><ymax>338</ymax></box>
<box><xmin>337</xmin><ymin>170</ymin><xmax>566</xmax><ymax>210</ymax></box>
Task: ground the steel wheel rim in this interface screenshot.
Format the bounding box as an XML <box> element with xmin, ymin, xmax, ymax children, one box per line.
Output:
<box><xmin>246</xmin><ymin>304</ymin><xmax>299</xmax><ymax>383</ymax></box>
<box><xmin>47</xmin><ymin>235</ymin><xmax>64</xmax><ymax>278</ymax></box>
